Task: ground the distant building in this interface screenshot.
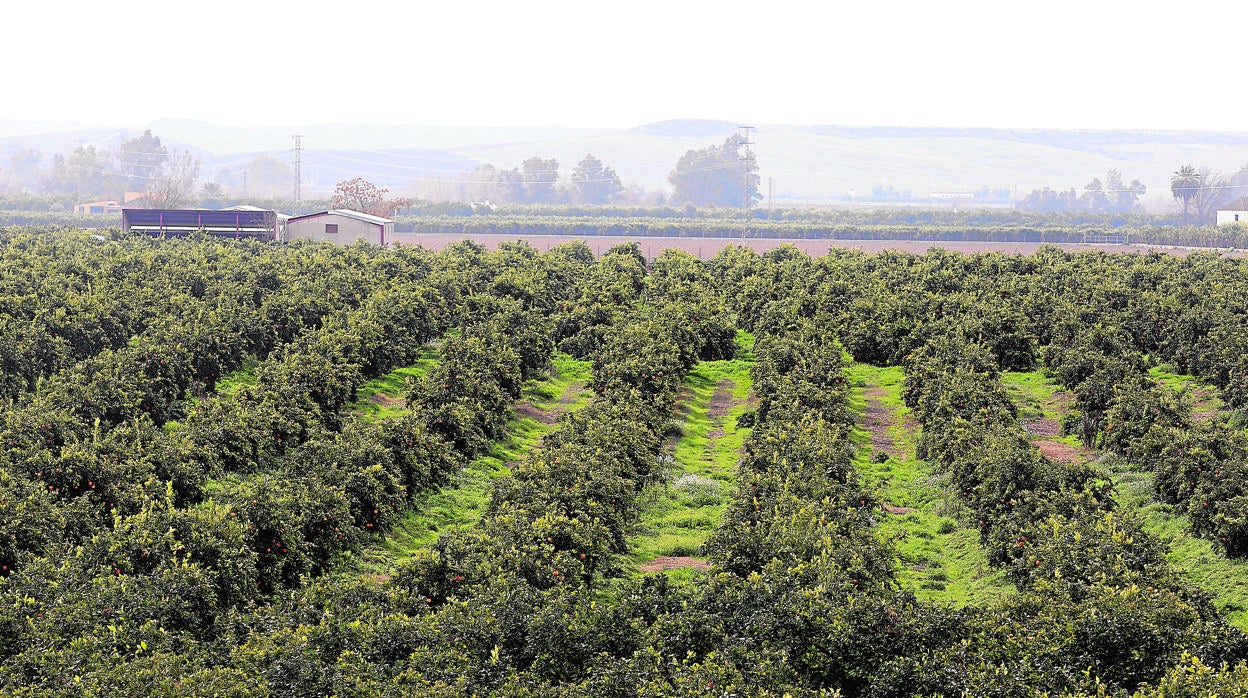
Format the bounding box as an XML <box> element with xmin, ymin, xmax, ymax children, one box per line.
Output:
<box><xmin>284</xmin><ymin>209</ymin><xmax>395</xmax><ymax>245</ymax></box>
<box><xmin>75</xmin><ymin>191</ymin><xmax>146</xmax><ymax>214</ymax></box>
<box><xmin>75</xmin><ymin>200</ymin><xmax>123</xmax><ymax>215</ymax></box>
<box><xmin>121</xmin><ymin>208</ymin><xmax>280</xmax><ymax>242</ymax></box>
<box><xmin>1217</xmin><ymin>197</ymin><xmax>1248</xmax><ymax>226</ymax></box>
<box><xmin>222</xmin><ymin>205</ymin><xmax>289</xmax><ymax>239</ymax></box>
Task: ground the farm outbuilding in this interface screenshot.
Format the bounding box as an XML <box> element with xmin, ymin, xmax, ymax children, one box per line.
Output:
<box><xmin>76</xmin><ymin>200</ymin><xmax>123</xmax><ymax>215</ymax></box>
<box><xmin>284</xmin><ymin>209</ymin><xmax>395</xmax><ymax>245</ymax></box>
<box><xmin>121</xmin><ymin>208</ymin><xmax>281</xmax><ymax>241</ymax></box>
<box><xmin>1217</xmin><ymin>197</ymin><xmax>1248</xmax><ymax>226</ymax></box>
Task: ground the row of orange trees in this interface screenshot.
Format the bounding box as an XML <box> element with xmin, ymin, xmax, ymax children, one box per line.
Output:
<box><xmin>17</xmin><ymin>244</ymin><xmax>720</xmax><ymax>695</ymax></box>
<box><xmin>0</xmin><ymin>232</ymin><xmax>613</xmax><ymax>693</ymax></box>
<box><xmin>0</xmin><ymin>232</ymin><xmax>405</xmax><ymax>582</ymax></box>
<box><xmin>898</xmin><ymin>333</ymin><xmax>1241</xmax><ymax>693</ymax></box>
<box><xmin>1039</xmin><ymin>284</ymin><xmax>1248</xmax><ymax>558</ymax></box>
<box><xmin>392</xmin><ymin>213</ymin><xmax>1248</xmax><ymax>248</ymax></box>
<box><xmin>705</xmin><ymin>243</ymin><xmax>1248</xmax><ymax>694</ymax></box>
<box><xmin>12</xmin><ymin>233</ymin><xmax>1248</xmax><ymax>693</ymax></box>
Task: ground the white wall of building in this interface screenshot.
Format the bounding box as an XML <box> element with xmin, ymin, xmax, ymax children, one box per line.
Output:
<box><xmin>1217</xmin><ymin>210</ymin><xmax>1248</xmax><ymax>226</ymax></box>
<box><xmin>285</xmin><ymin>212</ymin><xmax>392</xmax><ymax>244</ymax></box>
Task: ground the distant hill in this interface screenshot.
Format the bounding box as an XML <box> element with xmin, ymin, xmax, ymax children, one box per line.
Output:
<box><xmin>4</xmin><ymin>118</ymin><xmax>1248</xmax><ymax>209</ymax></box>
<box><xmin>629</xmin><ymin>119</ymin><xmax>740</xmax><ymax>138</ymax></box>
<box><xmin>451</xmin><ymin>123</ymin><xmax>1248</xmax><ymax>210</ymax></box>
<box><xmin>198</xmin><ymin>149</ymin><xmax>482</xmax><ymax>197</ymax></box>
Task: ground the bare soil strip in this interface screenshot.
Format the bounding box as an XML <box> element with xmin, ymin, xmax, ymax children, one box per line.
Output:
<box><xmin>511</xmin><ymin>380</ymin><xmax>588</xmax><ymax>426</ymax></box>
<box><xmin>1031</xmin><ymin>439</ymin><xmax>1087</xmax><ymax>463</ymax></box>
<box><xmin>707</xmin><ymin>379</ymin><xmax>736</xmax><ymax>420</ymax></box>
<box><xmin>512</xmin><ymin>402</ymin><xmax>556</xmax><ymax>425</ymax></box>
<box><xmin>1193</xmin><ymin>386</ymin><xmax>1219</xmax><ymax>421</ymax></box>
<box><xmin>862</xmin><ymin>387</ymin><xmax>899</xmax><ymax>458</ymax></box>
<box><xmin>1026</xmin><ymin>389</ymin><xmax>1092</xmax><ymax>463</ymax></box>
<box><xmin>638</xmin><ymin>556</ymin><xmax>712</xmax><ymax>572</ymax></box>
<box><xmin>882</xmin><ymin>503</ymin><xmax>916</xmax><ymax>515</ymax></box>
<box><xmin>368</xmin><ymin>393</ymin><xmax>405</xmax><ymax>409</ymax></box>
<box><xmin>555</xmin><ymin>380</ymin><xmax>586</xmax><ymax>410</ymax></box>
<box><xmin>1023</xmin><ymin>417</ymin><xmax>1061</xmax><ymax>437</ymax></box>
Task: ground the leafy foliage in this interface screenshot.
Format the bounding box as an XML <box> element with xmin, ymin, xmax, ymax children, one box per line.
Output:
<box><xmin>8</xmin><ymin>231</ymin><xmax>1248</xmax><ymax>694</ymax></box>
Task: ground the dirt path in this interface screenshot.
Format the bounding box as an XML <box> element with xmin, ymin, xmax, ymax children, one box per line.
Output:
<box><xmin>368</xmin><ymin>393</ymin><xmax>405</xmax><ymax>409</ymax></box>
<box><xmin>511</xmin><ymin>380</ymin><xmax>588</xmax><ymax>426</ymax></box>
<box><xmin>706</xmin><ymin>378</ymin><xmax>736</xmax><ymax>439</ymax></box>
<box><xmin>1021</xmin><ymin>389</ymin><xmax>1093</xmax><ymax>463</ymax></box>
<box><xmin>1031</xmin><ymin>439</ymin><xmax>1092</xmax><ymax>463</ymax></box>
<box><xmin>862</xmin><ymin>387</ymin><xmax>901</xmax><ymax>458</ymax></box>
<box><xmin>1193</xmin><ymin>386</ymin><xmax>1219</xmax><ymax>421</ymax></box>
<box><xmin>1022</xmin><ymin>417</ymin><xmax>1061</xmax><ymax>437</ymax></box>
<box><xmin>638</xmin><ymin>556</ymin><xmax>711</xmax><ymax>572</ymax></box>
<box><xmin>849</xmin><ymin>363</ymin><xmax>1010</xmax><ymax>605</ymax></box>
<box><xmin>632</xmin><ymin>361</ymin><xmax>753</xmax><ymax>575</ymax></box>
<box><xmin>360</xmin><ymin>362</ymin><xmax>594</xmax><ymax>573</ymax></box>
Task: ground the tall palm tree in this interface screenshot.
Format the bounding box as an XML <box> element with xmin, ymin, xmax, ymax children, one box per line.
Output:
<box><xmin>1171</xmin><ymin>165</ymin><xmax>1202</xmax><ymax>225</ymax></box>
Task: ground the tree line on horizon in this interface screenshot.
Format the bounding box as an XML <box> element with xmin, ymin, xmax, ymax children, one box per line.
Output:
<box><xmin>413</xmin><ymin>137</ymin><xmax>761</xmax><ymax>209</ymax></box>
<box><xmin>1</xmin><ymin>129</ymin><xmax>764</xmax><ymax>211</ymax></box>
<box><xmin>999</xmin><ymin>164</ymin><xmax>1248</xmax><ymax>223</ymax></box>
<box><xmin>5</xmin><ymin>128</ymin><xmax>1248</xmax><ymax>221</ymax></box>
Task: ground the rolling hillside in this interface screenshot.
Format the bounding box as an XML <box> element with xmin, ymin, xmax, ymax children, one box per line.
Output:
<box><xmin>3</xmin><ymin>118</ymin><xmax>1248</xmax><ymax>208</ymax></box>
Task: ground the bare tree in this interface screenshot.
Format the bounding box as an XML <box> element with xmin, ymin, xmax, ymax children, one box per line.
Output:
<box><xmin>1192</xmin><ymin>168</ymin><xmax>1231</xmax><ymax>225</ymax></box>
<box><xmin>146</xmin><ymin>150</ymin><xmax>200</xmax><ymax>208</ymax></box>
<box><xmin>331</xmin><ymin>177</ymin><xmax>409</xmax><ymax>217</ymax></box>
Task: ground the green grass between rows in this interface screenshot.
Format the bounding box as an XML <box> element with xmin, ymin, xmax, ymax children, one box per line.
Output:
<box><xmin>1005</xmin><ymin>364</ymin><xmax>1248</xmax><ymax>630</ymax></box>
<box><xmin>845</xmin><ymin>360</ymin><xmax>1012</xmax><ymax>606</ymax></box>
<box><xmin>1001</xmin><ymin>368</ymin><xmax>1084</xmax><ymax>450</ymax></box>
<box><xmin>348</xmin><ymin>346</ymin><xmax>442</xmax><ymax>422</ymax></box>
<box><xmin>625</xmin><ymin>331</ymin><xmax>756</xmax><ymax>583</ymax></box>
<box><xmin>355</xmin><ymin>353</ymin><xmax>593</xmax><ymax>574</ymax></box>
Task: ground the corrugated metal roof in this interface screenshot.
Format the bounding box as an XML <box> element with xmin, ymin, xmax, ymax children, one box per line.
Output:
<box><xmin>221</xmin><ymin>205</ymin><xmax>291</xmax><ymax>221</ymax></box>
<box><xmin>287</xmin><ymin>209</ymin><xmax>394</xmax><ymax>225</ymax></box>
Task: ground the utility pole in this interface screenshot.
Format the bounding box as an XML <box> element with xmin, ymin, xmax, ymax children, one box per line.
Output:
<box><xmin>74</xmin><ymin>139</ymin><xmax>85</xmax><ymax>202</ymax></box>
<box><xmin>738</xmin><ymin>125</ymin><xmax>754</xmax><ymax>212</ymax></box>
<box><xmin>292</xmin><ymin>134</ymin><xmax>303</xmax><ymax>210</ymax></box>
<box><xmin>738</xmin><ymin>126</ymin><xmax>754</xmax><ymax>239</ymax></box>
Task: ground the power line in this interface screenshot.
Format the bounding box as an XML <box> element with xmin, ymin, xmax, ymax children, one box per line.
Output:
<box><xmin>292</xmin><ymin>135</ymin><xmax>302</xmax><ymax>206</ymax></box>
<box><xmin>737</xmin><ymin>126</ymin><xmax>757</xmax><ymax>239</ymax></box>
<box><xmin>738</xmin><ymin>126</ymin><xmax>754</xmax><ymax>214</ymax></box>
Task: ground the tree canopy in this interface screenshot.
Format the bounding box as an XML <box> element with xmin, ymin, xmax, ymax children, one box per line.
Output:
<box><xmin>118</xmin><ymin>129</ymin><xmax>168</xmax><ymax>189</ymax></box>
<box><xmin>668</xmin><ymin>134</ymin><xmax>760</xmax><ymax>208</ymax></box>
<box><xmin>330</xmin><ymin>177</ymin><xmax>409</xmax><ymax>217</ymax></box>
<box><xmin>571</xmin><ymin>153</ymin><xmax>623</xmax><ymax>204</ymax></box>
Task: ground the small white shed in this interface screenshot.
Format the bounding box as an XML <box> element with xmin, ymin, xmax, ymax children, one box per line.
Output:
<box><xmin>284</xmin><ymin>209</ymin><xmax>395</xmax><ymax>245</ymax></box>
<box><xmin>1217</xmin><ymin>197</ymin><xmax>1248</xmax><ymax>226</ymax></box>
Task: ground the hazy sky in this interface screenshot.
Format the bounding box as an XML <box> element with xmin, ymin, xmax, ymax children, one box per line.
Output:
<box><xmin>8</xmin><ymin>1</ymin><xmax>1246</xmax><ymax>132</ymax></box>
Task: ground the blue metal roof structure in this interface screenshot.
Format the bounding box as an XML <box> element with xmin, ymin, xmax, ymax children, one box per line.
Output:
<box><xmin>121</xmin><ymin>209</ymin><xmax>279</xmax><ymax>242</ymax></box>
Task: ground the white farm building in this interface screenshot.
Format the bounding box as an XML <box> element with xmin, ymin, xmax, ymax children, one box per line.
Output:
<box><xmin>285</xmin><ymin>210</ymin><xmax>395</xmax><ymax>245</ymax></box>
<box><xmin>1217</xmin><ymin>197</ymin><xmax>1248</xmax><ymax>226</ymax></box>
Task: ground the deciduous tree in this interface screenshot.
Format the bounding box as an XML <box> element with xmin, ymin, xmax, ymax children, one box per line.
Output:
<box><xmin>118</xmin><ymin>129</ymin><xmax>168</xmax><ymax>189</ymax></box>
<box><xmin>521</xmin><ymin>157</ymin><xmax>560</xmax><ymax>204</ymax></box>
<box><xmin>571</xmin><ymin>153</ymin><xmax>622</xmax><ymax>205</ymax></box>
<box><xmin>668</xmin><ymin>134</ymin><xmax>759</xmax><ymax>208</ymax></box>
<box><xmin>145</xmin><ymin>150</ymin><xmax>200</xmax><ymax>209</ymax></box>
<box><xmin>330</xmin><ymin>177</ymin><xmax>409</xmax><ymax>217</ymax></box>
